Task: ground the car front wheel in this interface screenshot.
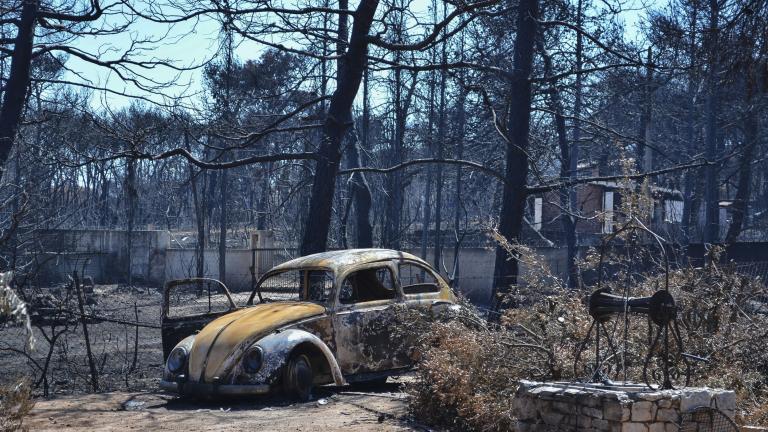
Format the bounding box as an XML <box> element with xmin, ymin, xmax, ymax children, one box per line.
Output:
<box><xmin>283</xmin><ymin>353</ymin><xmax>313</xmax><ymax>401</ymax></box>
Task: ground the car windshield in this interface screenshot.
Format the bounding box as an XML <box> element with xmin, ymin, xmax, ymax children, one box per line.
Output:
<box><xmin>254</xmin><ymin>269</ymin><xmax>334</xmax><ymax>304</ymax></box>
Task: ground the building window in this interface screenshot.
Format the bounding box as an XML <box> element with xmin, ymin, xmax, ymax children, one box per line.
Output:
<box><xmin>603</xmin><ymin>191</ymin><xmax>614</xmax><ymax>234</ymax></box>
<box><xmin>664</xmin><ymin>200</ymin><xmax>684</xmax><ymax>223</ymax></box>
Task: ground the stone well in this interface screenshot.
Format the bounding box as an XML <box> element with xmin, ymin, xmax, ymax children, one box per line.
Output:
<box><xmin>512</xmin><ymin>380</ymin><xmax>736</xmax><ymax>432</ymax></box>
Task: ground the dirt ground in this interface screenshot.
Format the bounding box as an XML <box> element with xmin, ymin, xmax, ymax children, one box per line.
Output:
<box><xmin>25</xmin><ymin>383</ymin><xmax>421</xmax><ymax>431</ymax></box>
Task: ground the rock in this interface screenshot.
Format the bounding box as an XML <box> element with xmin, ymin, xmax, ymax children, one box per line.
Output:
<box><xmin>655</xmin><ymin>408</ymin><xmax>678</xmax><ymax>423</ymax></box>
<box><xmin>630</xmin><ymin>401</ymin><xmax>656</xmax><ymax>422</ymax></box>
<box><xmin>680</xmin><ymin>390</ymin><xmax>711</xmax><ymax>412</ymax></box>
<box><xmin>592</xmin><ymin>418</ymin><xmax>611</xmax><ymax>431</ymax></box>
<box><xmin>581</xmin><ymin>406</ymin><xmax>603</xmax><ymax>419</ymax></box>
<box><xmin>636</xmin><ymin>392</ymin><xmax>665</xmax><ymax>402</ymax></box>
<box><xmin>541</xmin><ymin>411</ymin><xmax>563</xmax><ymax>425</ymax></box>
<box><xmin>576</xmin><ymin>415</ymin><xmax>592</xmax><ymax>429</ymax></box>
<box><xmin>513</xmin><ymin>397</ymin><xmax>538</xmax><ymax>421</ymax></box>
<box><xmin>553</xmin><ymin>401</ymin><xmax>578</xmax><ymax>414</ymax></box>
<box><xmin>581</xmin><ymin>395</ymin><xmax>603</xmax><ymax>408</ymax></box>
<box><xmin>621</xmin><ymin>422</ymin><xmax>649</xmax><ymax>432</ymax></box>
<box><xmin>604</xmin><ymin>402</ymin><xmax>631</xmax><ymax>422</ymax></box>
<box><xmin>712</xmin><ymin>391</ymin><xmax>736</xmax><ymax>413</ymax></box>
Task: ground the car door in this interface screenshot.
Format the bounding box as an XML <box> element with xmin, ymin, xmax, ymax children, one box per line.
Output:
<box><xmin>331</xmin><ymin>262</ymin><xmax>408</xmax><ymax>375</ymax></box>
<box><xmin>161</xmin><ymin>278</ymin><xmax>237</xmax><ymax>360</ymax></box>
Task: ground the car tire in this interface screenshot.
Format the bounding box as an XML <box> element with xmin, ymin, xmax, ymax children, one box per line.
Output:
<box><xmin>283</xmin><ymin>353</ymin><xmax>313</xmax><ymax>401</ymax></box>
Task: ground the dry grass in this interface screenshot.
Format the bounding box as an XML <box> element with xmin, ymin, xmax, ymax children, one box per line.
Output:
<box><xmin>0</xmin><ymin>381</ymin><xmax>35</xmax><ymax>432</ymax></box>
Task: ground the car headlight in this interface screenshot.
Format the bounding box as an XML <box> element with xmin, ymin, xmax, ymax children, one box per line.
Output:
<box><xmin>242</xmin><ymin>346</ymin><xmax>263</xmax><ymax>373</ymax></box>
<box><xmin>167</xmin><ymin>347</ymin><xmax>188</xmax><ymax>373</ymax></box>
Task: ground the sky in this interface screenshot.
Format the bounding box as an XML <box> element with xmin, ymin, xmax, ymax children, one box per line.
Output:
<box><xmin>60</xmin><ymin>0</ymin><xmax>656</xmax><ymax>111</ymax></box>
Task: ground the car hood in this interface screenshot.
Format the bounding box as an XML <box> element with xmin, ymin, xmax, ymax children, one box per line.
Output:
<box><xmin>187</xmin><ymin>302</ymin><xmax>326</xmax><ymax>382</ymax></box>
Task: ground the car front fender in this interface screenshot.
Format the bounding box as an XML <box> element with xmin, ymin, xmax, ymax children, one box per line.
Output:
<box><xmin>230</xmin><ymin>329</ymin><xmax>347</xmax><ymax>386</ymax></box>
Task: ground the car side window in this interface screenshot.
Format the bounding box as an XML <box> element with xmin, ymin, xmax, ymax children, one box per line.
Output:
<box><xmin>399</xmin><ymin>262</ymin><xmax>441</xmax><ymax>294</ymax></box>
<box><xmin>306</xmin><ymin>270</ymin><xmax>334</xmax><ymax>302</ymax></box>
<box><xmin>339</xmin><ymin>266</ymin><xmax>396</xmax><ymax>304</ymax></box>
<box><xmin>257</xmin><ymin>269</ymin><xmax>333</xmax><ymax>303</ymax></box>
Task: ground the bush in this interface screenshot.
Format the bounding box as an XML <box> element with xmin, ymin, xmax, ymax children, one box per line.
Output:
<box><xmin>407</xmin><ymin>240</ymin><xmax>768</xmax><ymax>430</ymax></box>
<box><xmin>0</xmin><ymin>381</ymin><xmax>35</xmax><ymax>432</ymax></box>
<box><xmin>0</xmin><ymin>272</ymin><xmax>35</xmax><ymax>432</ymax></box>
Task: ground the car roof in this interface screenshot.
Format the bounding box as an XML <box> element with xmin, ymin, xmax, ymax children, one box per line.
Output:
<box><xmin>269</xmin><ymin>248</ymin><xmax>430</xmax><ymax>275</ymax></box>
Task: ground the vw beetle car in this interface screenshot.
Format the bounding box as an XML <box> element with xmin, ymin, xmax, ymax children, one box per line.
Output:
<box><xmin>160</xmin><ymin>249</ymin><xmax>456</xmax><ymax>400</ymax></box>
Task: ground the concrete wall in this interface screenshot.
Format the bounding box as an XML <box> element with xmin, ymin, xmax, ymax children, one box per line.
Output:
<box><xmin>35</xmin><ymin>229</ymin><xmax>170</xmax><ymax>286</ymax></box>
<box><xmin>33</xmin><ymin>230</ymin><xmax>577</xmax><ymax>306</ymax></box>
<box><xmin>409</xmin><ymin>247</ymin><xmax>569</xmax><ymax>305</ymax></box>
<box><xmin>164</xmin><ymin>249</ymin><xmax>254</xmax><ymax>292</ymax></box>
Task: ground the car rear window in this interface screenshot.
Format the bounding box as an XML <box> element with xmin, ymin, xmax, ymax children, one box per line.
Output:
<box><xmin>399</xmin><ymin>263</ymin><xmax>441</xmax><ymax>294</ymax></box>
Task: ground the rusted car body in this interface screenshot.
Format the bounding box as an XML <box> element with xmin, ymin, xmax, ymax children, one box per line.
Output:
<box><xmin>159</xmin><ymin>248</ymin><xmax>456</xmax><ymax>399</ymax></box>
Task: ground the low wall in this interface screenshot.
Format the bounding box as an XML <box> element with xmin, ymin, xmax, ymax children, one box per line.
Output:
<box><xmin>411</xmin><ymin>247</ymin><xmax>569</xmax><ymax>305</ymax></box>
<box><xmin>32</xmin><ymin>229</ymin><xmax>579</xmax><ymax>305</ymax></box>
<box><xmin>34</xmin><ymin>229</ymin><xmax>169</xmax><ymax>286</ymax></box>
<box><xmin>513</xmin><ymin>381</ymin><xmax>736</xmax><ymax>432</ymax></box>
<box><xmin>164</xmin><ymin>249</ymin><xmax>253</xmax><ymax>292</ymax></box>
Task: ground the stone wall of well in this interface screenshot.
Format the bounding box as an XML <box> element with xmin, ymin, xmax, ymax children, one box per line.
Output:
<box><xmin>512</xmin><ymin>381</ymin><xmax>736</xmax><ymax>432</ymax></box>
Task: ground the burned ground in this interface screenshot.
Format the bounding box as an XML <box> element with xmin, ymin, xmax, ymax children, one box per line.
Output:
<box><xmin>1</xmin><ymin>283</ymin><xmax>170</xmax><ymax>396</ymax></box>
<box><xmin>1</xmin><ymin>282</ymin><xmax>428</xmax><ymax>431</ymax></box>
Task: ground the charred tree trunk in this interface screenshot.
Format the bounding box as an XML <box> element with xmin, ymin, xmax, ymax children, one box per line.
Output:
<box><xmin>347</xmin><ymin>129</ymin><xmax>373</xmax><ymax>247</ymax></box>
<box><xmin>125</xmin><ymin>158</ymin><xmax>137</xmax><ymax>285</ymax></box>
<box><xmin>385</xmin><ymin>66</ymin><xmax>405</xmax><ymax>250</ymax></box>
<box><xmin>256</xmin><ymin>160</ymin><xmax>270</xmax><ymax>230</ymax></box>
<box><xmin>451</xmin><ymin>81</ymin><xmax>466</xmax><ymax>282</ymax></box>
<box><xmin>300</xmin><ymin>0</ymin><xmax>380</xmax><ymax>256</ymax></box>
<box><xmin>703</xmin><ymin>0</ymin><xmax>721</xmax><ymax>243</ymax></box>
<box><xmin>421</xmin><ymin>13</ymin><xmax>438</xmax><ymax>262</ymax></box>
<box><xmin>725</xmin><ymin>113</ymin><xmax>757</xmax><ymax>244</ymax></box>
<box><xmin>433</xmin><ymin>9</ymin><xmax>448</xmax><ymax>270</ymax></box>
<box><xmin>637</xmin><ymin>48</ymin><xmax>654</xmax><ymax>173</ymax></box>
<box><xmin>539</xmin><ymin>39</ymin><xmax>579</xmax><ymax>289</ymax></box>
<box><xmin>339</xmin><ymin>0</ymin><xmax>373</xmax><ymax>248</ymax></box>
<box><xmin>386</xmin><ymin>65</ymin><xmax>416</xmax><ymax>250</ymax></box>
<box><xmin>491</xmin><ymin>0</ymin><xmax>538</xmax><ymax>314</ymax></box>
<box><xmin>186</xmin><ymin>133</ymin><xmax>206</xmax><ymax>280</ymax></box>
<box><xmin>354</xmin><ymin>65</ymin><xmax>374</xmax><ymax>247</ymax></box>
<box><xmin>0</xmin><ymin>0</ymin><xmax>37</xmax><ymax>171</ymax></box>
<box><xmin>73</xmin><ymin>271</ymin><xmax>99</xmax><ymax>392</ymax></box>
<box><xmin>563</xmin><ymin>0</ymin><xmax>583</xmax><ymax>289</ymax></box>
<box><xmin>218</xmin><ymin>168</ymin><xmax>228</xmax><ymax>285</ymax></box>
<box><xmin>681</xmin><ymin>6</ymin><xmax>698</xmax><ymax>245</ymax></box>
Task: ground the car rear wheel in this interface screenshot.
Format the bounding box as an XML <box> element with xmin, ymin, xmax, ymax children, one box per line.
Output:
<box><xmin>283</xmin><ymin>353</ymin><xmax>313</xmax><ymax>401</ymax></box>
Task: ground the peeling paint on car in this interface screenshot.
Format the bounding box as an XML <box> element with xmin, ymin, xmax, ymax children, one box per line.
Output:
<box><xmin>188</xmin><ymin>302</ymin><xmax>326</xmax><ymax>382</ymax></box>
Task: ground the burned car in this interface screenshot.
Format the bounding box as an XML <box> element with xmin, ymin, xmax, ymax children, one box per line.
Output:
<box><xmin>159</xmin><ymin>248</ymin><xmax>456</xmax><ymax>400</ymax></box>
